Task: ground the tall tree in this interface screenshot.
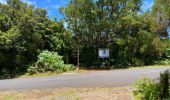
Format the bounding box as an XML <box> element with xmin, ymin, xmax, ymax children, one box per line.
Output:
<box><xmin>62</xmin><ymin>0</ymin><xmax>164</xmax><ymax>68</ymax></box>
<box><xmin>0</xmin><ymin>0</ymin><xmax>59</xmax><ymax>77</ymax></box>
<box><xmin>153</xmin><ymin>0</ymin><xmax>170</xmax><ymax>26</ymax></box>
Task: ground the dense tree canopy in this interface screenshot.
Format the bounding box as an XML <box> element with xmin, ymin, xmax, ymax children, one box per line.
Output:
<box><xmin>0</xmin><ymin>0</ymin><xmax>73</xmax><ymax>78</ymax></box>
<box><xmin>61</xmin><ymin>0</ymin><xmax>165</xmax><ymax>68</ymax></box>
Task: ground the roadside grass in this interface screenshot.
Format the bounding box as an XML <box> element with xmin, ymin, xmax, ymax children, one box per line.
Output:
<box><xmin>19</xmin><ymin>68</ymin><xmax>99</xmax><ymax>78</ymax></box>
<box><xmin>17</xmin><ymin>70</ymin><xmax>87</xmax><ymax>78</ymax></box>
<box><xmin>0</xmin><ymin>87</ymin><xmax>132</xmax><ymax>100</ymax></box>
<box><xmin>19</xmin><ymin>72</ymin><xmax>62</xmax><ymax>78</ymax></box>
<box><xmin>133</xmin><ymin>93</ymin><xmax>143</xmax><ymax>100</ymax></box>
<box><xmin>18</xmin><ymin>65</ymin><xmax>170</xmax><ymax>78</ymax></box>
<box><xmin>128</xmin><ymin>85</ymin><xmax>142</xmax><ymax>100</ymax></box>
<box><xmin>128</xmin><ymin>64</ymin><xmax>170</xmax><ymax>69</ymax></box>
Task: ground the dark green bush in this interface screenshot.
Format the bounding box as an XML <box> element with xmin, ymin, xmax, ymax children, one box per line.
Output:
<box><xmin>160</xmin><ymin>70</ymin><xmax>169</xmax><ymax>99</ymax></box>
<box><xmin>27</xmin><ymin>51</ymin><xmax>75</xmax><ymax>75</ymax></box>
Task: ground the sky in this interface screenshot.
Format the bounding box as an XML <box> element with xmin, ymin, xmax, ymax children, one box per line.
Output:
<box><xmin>0</xmin><ymin>0</ymin><xmax>154</xmax><ymax>20</ymax></box>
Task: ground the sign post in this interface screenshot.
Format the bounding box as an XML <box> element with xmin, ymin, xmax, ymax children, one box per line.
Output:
<box><xmin>98</xmin><ymin>48</ymin><xmax>110</xmax><ymax>67</ymax></box>
<box><xmin>98</xmin><ymin>48</ymin><xmax>110</xmax><ymax>58</ymax></box>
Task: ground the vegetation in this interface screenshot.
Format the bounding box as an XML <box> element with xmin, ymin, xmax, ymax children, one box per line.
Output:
<box><xmin>27</xmin><ymin>51</ymin><xmax>75</xmax><ymax>75</ymax></box>
<box><xmin>153</xmin><ymin>0</ymin><xmax>170</xmax><ymax>27</ymax></box>
<box><xmin>134</xmin><ymin>70</ymin><xmax>170</xmax><ymax>100</ymax></box>
<box><xmin>0</xmin><ymin>0</ymin><xmax>169</xmax><ymax>78</ymax></box>
<box><xmin>61</xmin><ymin>0</ymin><xmax>168</xmax><ymax>68</ymax></box>
<box><xmin>0</xmin><ymin>0</ymin><xmax>75</xmax><ymax>78</ymax></box>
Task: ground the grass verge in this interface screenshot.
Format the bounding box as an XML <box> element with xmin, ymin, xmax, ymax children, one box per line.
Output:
<box><xmin>128</xmin><ymin>64</ymin><xmax>170</xmax><ymax>69</ymax></box>
<box><xmin>0</xmin><ymin>87</ymin><xmax>132</xmax><ymax>100</ymax></box>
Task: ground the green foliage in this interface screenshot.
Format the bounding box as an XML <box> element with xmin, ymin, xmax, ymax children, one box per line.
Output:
<box><xmin>0</xmin><ymin>0</ymin><xmax>52</xmax><ymax>77</ymax></box>
<box><xmin>154</xmin><ymin>59</ymin><xmax>170</xmax><ymax>65</ymax></box>
<box><xmin>134</xmin><ymin>78</ymin><xmax>160</xmax><ymax>100</ymax></box>
<box><xmin>27</xmin><ymin>51</ymin><xmax>75</xmax><ymax>75</ymax></box>
<box><xmin>134</xmin><ymin>70</ymin><xmax>170</xmax><ymax>100</ymax></box>
<box><xmin>0</xmin><ymin>26</ymin><xmax>20</xmax><ymax>48</ymax></box>
<box><xmin>62</xmin><ymin>0</ymin><xmax>165</xmax><ymax>68</ymax></box>
<box><xmin>0</xmin><ymin>0</ymin><xmax>75</xmax><ymax>77</ymax></box>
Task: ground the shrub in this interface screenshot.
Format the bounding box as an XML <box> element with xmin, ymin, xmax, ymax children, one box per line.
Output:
<box><xmin>154</xmin><ymin>59</ymin><xmax>170</xmax><ymax>65</ymax></box>
<box><xmin>28</xmin><ymin>51</ymin><xmax>75</xmax><ymax>74</ymax></box>
<box><xmin>134</xmin><ymin>70</ymin><xmax>170</xmax><ymax>100</ymax></box>
<box><xmin>134</xmin><ymin>78</ymin><xmax>160</xmax><ymax>100</ymax></box>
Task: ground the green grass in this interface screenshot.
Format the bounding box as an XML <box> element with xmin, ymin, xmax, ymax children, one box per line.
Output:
<box><xmin>19</xmin><ymin>72</ymin><xmax>61</xmax><ymax>78</ymax></box>
<box><xmin>129</xmin><ymin>64</ymin><xmax>170</xmax><ymax>69</ymax></box>
<box><xmin>21</xmin><ymin>68</ymin><xmax>86</xmax><ymax>77</ymax></box>
<box><xmin>19</xmin><ymin>68</ymin><xmax>99</xmax><ymax>78</ymax></box>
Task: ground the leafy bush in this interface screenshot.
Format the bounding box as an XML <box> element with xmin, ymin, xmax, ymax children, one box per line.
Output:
<box><xmin>28</xmin><ymin>51</ymin><xmax>75</xmax><ymax>75</ymax></box>
<box><xmin>131</xmin><ymin>57</ymin><xmax>145</xmax><ymax>66</ymax></box>
<box><xmin>134</xmin><ymin>70</ymin><xmax>170</xmax><ymax>100</ymax></box>
<box><xmin>134</xmin><ymin>78</ymin><xmax>160</xmax><ymax>100</ymax></box>
<box><xmin>154</xmin><ymin>59</ymin><xmax>170</xmax><ymax>65</ymax></box>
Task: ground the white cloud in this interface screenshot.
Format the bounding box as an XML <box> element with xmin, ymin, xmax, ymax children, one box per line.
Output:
<box><xmin>55</xmin><ymin>5</ymin><xmax>60</xmax><ymax>9</ymax></box>
<box><xmin>21</xmin><ymin>0</ymin><xmax>36</xmax><ymax>5</ymax></box>
<box><xmin>0</xmin><ymin>0</ymin><xmax>7</xmax><ymax>4</ymax></box>
<box><xmin>63</xmin><ymin>22</ymin><xmax>68</xmax><ymax>29</ymax></box>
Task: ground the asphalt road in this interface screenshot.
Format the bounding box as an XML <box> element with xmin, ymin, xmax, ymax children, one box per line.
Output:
<box><xmin>0</xmin><ymin>67</ymin><xmax>169</xmax><ymax>91</ymax></box>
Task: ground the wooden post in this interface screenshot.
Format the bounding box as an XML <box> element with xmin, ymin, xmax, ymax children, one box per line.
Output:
<box><xmin>76</xmin><ymin>37</ymin><xmax>80</xmax><ymax>71</ymax></box>
<box><xmin>77</xmin><ymin>47</ymin><xmax>80</xmax><ymax>71</ymax></box>
<box><xmin>66</xmin><ymin>53</ymin><xmax>69</xmax><ymax>64</ymax></box>
<box><xmin>109</xmin><ymin>49</ymin><xmax>111</xmax><ymax>67</ymax></box>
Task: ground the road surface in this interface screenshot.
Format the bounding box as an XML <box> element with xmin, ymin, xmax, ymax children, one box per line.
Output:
<box><xmin>0</xmin><ymin>67</ymin><xmax>169</xmax><ymax>91</ymax></box>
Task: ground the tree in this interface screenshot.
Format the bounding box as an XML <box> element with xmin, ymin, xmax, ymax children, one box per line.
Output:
<box><xmin>61</xmin><ymin>0</ymin><xmax>143</xmax><ymax>67</ymax></box>
<box><xmin>61</xmin><ymin>0</ymin><xmax>164</xmax><ymax>68</ymax></box>
<box><xmin>153</xmin><ymin>0</ymin><xmax>170</xmax><ymax>26</ymax></box>
<box><xmin>0</xmin><ymin>0</ymin><xmax>67</xmax><ymax>77</ymax></box>
<box><xmin>152</xmin><ymin>0</ymin><xmax>170</xmax><ymax>37</ymax></box>
<box><xmin>49</xmin><ymin>20</ymin><xmax>75</xmax><ymax>64</ymax></box>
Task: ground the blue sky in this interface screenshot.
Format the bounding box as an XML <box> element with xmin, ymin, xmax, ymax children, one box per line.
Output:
<box><xmin>0</xmin><ymin>0</ymin><xmax>154</xmax><ymax>20</ymax></box>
